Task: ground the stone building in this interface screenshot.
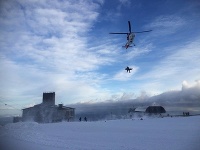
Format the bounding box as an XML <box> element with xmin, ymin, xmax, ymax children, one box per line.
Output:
<box><xmin>22</xmin><ymin>92</ymin><xmax>75</xmax><ymax>123</ymax></box>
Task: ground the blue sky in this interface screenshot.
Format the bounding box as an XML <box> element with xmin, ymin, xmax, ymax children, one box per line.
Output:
<box><xmin>0</xmin><ymin>0</ymin><xmax>200</xmax><ymax>116</ymax></box>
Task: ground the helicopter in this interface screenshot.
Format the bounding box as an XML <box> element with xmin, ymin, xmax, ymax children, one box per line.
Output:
<box><xmin>110</xmin><ymin>21</ymin><xmax>152</xmax><ymax>49</ymax></box>
<box><xmin>125</xmin><ymin>66</ymin><xmax>132</xmax><ymax>73</ymax></box>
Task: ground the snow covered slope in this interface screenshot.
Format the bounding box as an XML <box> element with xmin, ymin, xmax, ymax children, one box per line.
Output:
<box><xmin>0</xmin><ymin>116</ymin><xmax>200</xmax><ymax>150</ymax></box>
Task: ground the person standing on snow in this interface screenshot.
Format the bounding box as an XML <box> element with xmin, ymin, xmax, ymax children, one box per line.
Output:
<box><xmin>84</xmin><ymin>117</ymin><xmax>87</xmax><ymax>122</ymax></box>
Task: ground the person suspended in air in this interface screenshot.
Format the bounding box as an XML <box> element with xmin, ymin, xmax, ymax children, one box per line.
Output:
<box><xmin>125</xmin><ymin>66</ymin><xmax>132</xmax><ymax>73</ymax></box>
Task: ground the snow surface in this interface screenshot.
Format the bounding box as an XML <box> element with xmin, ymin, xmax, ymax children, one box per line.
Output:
<box><xmin>0</xmin><ymin>116</ymin><xmax>200</xmax><ymax>150</ymax></box>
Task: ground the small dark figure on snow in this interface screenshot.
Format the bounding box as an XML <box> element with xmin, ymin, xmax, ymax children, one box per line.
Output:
<box><xmin>84</xmin><ymin>117</ymin><xmax>87</xmax><ymax>122</ymax></box>
<box><xmin>79</xmin><ymin>117</ymin><xmax>82</xmax><ymax>122</ymax></box>
<box><xmin>183</xmin><ymin>112</ymin><xmax>190</xmax><ymax>116</ymax></box>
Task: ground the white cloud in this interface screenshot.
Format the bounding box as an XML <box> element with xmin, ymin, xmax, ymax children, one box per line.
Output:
<box><xmin>150</xmin><ymin>15</ymin><xmax>184</xmax><ymax>28</ymax></box>
<box><xmin>0</xmin><ymin>55</ymin><xmax>112</xmax><ymax>106</ymax></box>
<box><xmin>95</xmin><ymin>0</ymin><xmax>104</xmax><ymax>5</ymax></box>
<box><xmin>124</xmin><ymin>44</ymin><xmax>153</xmax><ymax>60</ymax></box>
<box><xmin>146</xmin><ymin>15</ymin><xmax>185</xmax><ymax>36</ymax></box>
<box><xmin>0</xmin><ymin>0</ymin><xmax>101</xmax><ymax>68</ymax></box>
<box><xmin>182</xmin><ymin>80</ymin><xmax>200</xmax><ymax>91</ymax></box>
<box><xmin>119</xmin><ymin>0</ymin><xmax>131</xmax><ymax>6</ymax></box>
<box><xmin>0</xmin><ymin>0</ymin><xmax>116</xmax><ymax>107</ymax></box>
<box><xmin>117</xmin><ymin>0</ymin><xmax>131</xmax><ymax>12</ymax></box>
<box><xmin>136</xmin><ymin>38</ymin><xmax>200</xmax><ymax>93</ymax></box>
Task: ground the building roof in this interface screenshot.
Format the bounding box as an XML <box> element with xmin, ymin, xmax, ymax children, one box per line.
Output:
<box><xmin>22</xmin><ymin>103</ymin><xmax>75</xmax><ymax>111</ymax></box>
<box><xmin>145</xmin><ymin>106</ymin><xmax>166</xmax><ymax>113</ymax></box>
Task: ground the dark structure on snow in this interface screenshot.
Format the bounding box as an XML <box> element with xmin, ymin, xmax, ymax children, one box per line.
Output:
<box><xmin>145</xmin><ymin>106</ymin><xmax>166</xmax><ymax>113</ymax></box>
<box><xmin>13</xmin><ymin>116</ymin><xmax>22</xmax><ymax>123</ymax></box>
<box><xmin>43</xmin><ymin>92</ymin><xmax>55</xmax><ymax>105</ymax></box>
<box><xmin>22</xmin><ymin>92</ymin><xmax>75</xmax><ymax>123</ymax></box>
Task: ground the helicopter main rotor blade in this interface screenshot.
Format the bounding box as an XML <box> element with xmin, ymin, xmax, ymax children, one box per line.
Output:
<box><xmin>133</xmin><ymin>30</ymin><xmax>152</xmax><ymax>33</ymax></box>
<box><xmin>128</xmin><ymin>21</ymin><xmax>132</xmax><ymax>33</ymax></box>
<box><xmin>109</xmin><ymin>32</ymin><xmax>128</xmax><ymax>34</ymax></box>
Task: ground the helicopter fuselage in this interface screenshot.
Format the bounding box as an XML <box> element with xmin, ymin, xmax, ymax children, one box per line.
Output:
<box><xmin>125</xmin><ymin>33</ymin><xmax>135</xmax><ymax>49</ymax></box>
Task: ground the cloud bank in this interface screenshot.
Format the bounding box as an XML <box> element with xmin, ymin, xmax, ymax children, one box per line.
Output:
<box><xmin>70</xmin><ymin>81</ymin><xmax>200</xmax><ymax>120</ymax></box>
